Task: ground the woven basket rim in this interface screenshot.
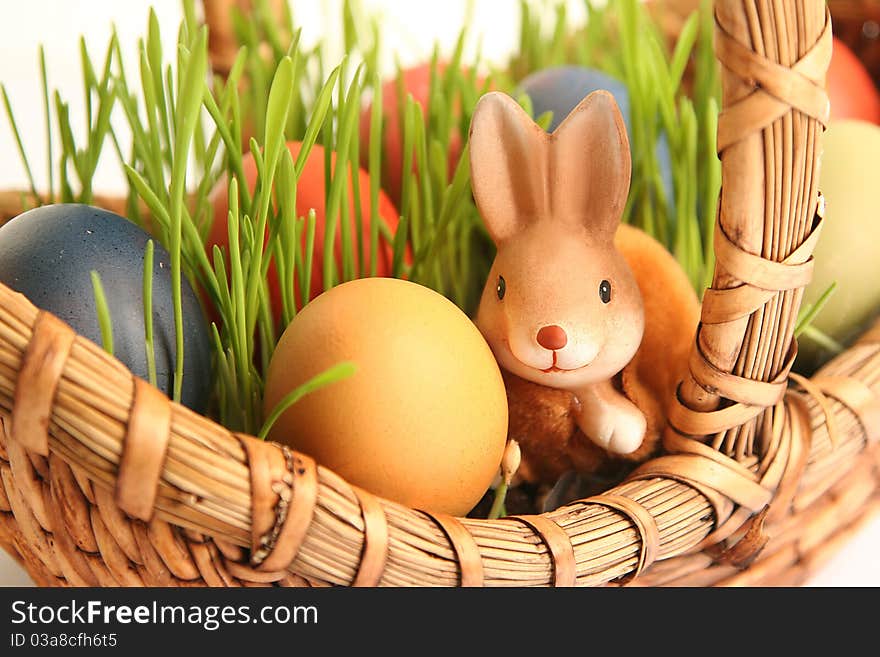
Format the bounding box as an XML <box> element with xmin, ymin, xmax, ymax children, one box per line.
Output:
<box><xmin>2</xmin><ymin>276</ymin><xmax>877</xmax><ymax>587</ymax></box>
<box><xmin>1</xmin><ymin>0</ymin><xmax>878</xmax><ymax>587</ymax></box>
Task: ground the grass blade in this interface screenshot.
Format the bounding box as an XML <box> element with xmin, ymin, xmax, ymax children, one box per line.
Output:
<box><xmin>39</xmin><ymin>46</ymin><xmax>54</xmax><ymax>204</ymax></box>
<box><xmin>258</xmin><ymin>362</ymin><xmax>356</xmax><ymax>439</ymax></box>
<box><xmin>168</xmin><ymin>27</ymin><xmax>208</xmax><ymax>402</ymax></box>
<box><xmin>142</xmin><ymin>240</ymin><xmax>158</xmax><ymax>387</ymax></box>
<box><xmin>1</xmin><ymin>85</ymin><xmax>39</xmax><ymax>200</ymax></box>
<box><xmin>90</xmin><ymin>271</ymin><xmax>115</xmax><ymax>355</ymax></box>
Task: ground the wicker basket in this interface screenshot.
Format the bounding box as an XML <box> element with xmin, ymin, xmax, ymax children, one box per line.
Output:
<box><xmin>1</xmin><ymin>0</ymin><xmax>878</xmax><ymax>588</ymax></box>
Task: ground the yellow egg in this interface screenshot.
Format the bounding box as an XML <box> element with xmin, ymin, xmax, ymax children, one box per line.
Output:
<box><xmin>263</xmin><ymin>277</ymin><xmax>508</xmax><ymax>516</ymax></box>
<box><xmin>801</xmin><ymin>120</ymin><xmax>880</xmax><ymax>370</ymax></box>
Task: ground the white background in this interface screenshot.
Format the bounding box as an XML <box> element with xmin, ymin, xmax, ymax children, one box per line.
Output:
<box><xmin>0</xmin><ymin>0</ymin><xmax>877</xmax><ymax>586</ymax></box>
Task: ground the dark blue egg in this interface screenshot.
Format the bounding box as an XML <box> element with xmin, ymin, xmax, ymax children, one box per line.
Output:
<box><xmin>0</xmin><ymin>204</ymin><xmax>212</xmax><ymax>412</ymax></box>
<box><xmin>518</xmin><ymin>66</ymin><xmax>675</xmax><ymax>211</ymax></box>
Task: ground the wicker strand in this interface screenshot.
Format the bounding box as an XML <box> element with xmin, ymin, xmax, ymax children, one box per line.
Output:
<box><xmin>510</xmin><ymin>515</ymin><xmax>576</xmax><ymax>587</ymax></box>
<box><xmin>1</xmin><ymin>0</ymin><xmax>878</xmax><ymax>588</ymax></box>
<box><xmin>350</xmin><ymin>486</ymin><xmax>389</xmax><ymax>587</ymax></box>
<box><xmin>115</xmin><ymin>378</ymin><xmax>172</xmax><ymax>521</ymax></box>
<box><xmin>11</xmin><ymin>312</ymin><xmax>75</xmax><ymax>456</ymax></box>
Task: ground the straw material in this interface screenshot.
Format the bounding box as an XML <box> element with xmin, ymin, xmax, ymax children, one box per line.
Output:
<box><xmin>0</xmin><ymin>0</ymin><xmax>878</xmax><ymax>587</ymax></box>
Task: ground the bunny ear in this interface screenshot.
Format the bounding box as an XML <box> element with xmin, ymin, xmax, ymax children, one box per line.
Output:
<box><xmin>468</xmin><ymin>92</ymin><xmax>548</xmax><ymax>244</ymax></box>
<box><xmin>549</xmin><ymin>90</ymin><xmax>631</xmax><ymax>241</ymax></box>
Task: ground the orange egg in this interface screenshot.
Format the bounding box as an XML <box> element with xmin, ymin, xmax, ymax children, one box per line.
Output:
<box><xmin>208</xmin><ymin>141</ymin><xmax>400</xmax><ymax>319</ymax></box>
<box><xmin>263</xmin><ymin>278</ymin><xmax>508</xmax><ymax>516</ymax></box>
<box><xmin>358</xmin><ymin>62</ymin><xmax>484</xmax><ymax>205</ymax></box>
<box><xmin>828</xmin><ymin>37</ymin><xmax>880</xmax><ymax>124</ymax></box>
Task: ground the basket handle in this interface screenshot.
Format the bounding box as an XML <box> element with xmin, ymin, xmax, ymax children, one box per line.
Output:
<box><xmin>203</xmin><ymin>0</ymin><xmax>286</xmax><ymax>76</ymax></box>
<box><xmin>647</xmin><ymin>0</ymin><xmax>831</xmax><ymax>543</ymax></box>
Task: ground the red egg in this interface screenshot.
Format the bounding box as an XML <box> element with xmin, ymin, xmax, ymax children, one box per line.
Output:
<box><xmin>359</xmin><ymin>62</ymin><xmax>481</xmax><ymax>205</ymax></box>
<box><xmin>208</xmin><ymin>141</ymin><xmax>400</xmax><ymax>319</ymax></box>
<box><xmin>828</xmin><ymin>37</ymin><xmax>880</xmax><ymax>124</ymax></box>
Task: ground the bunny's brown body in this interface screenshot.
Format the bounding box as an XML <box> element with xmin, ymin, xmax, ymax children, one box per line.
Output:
<box><xmin>503</xmin><ymin>223</ymin><xmax>700</xmax><ymax>483</ymax></box>
<box><xmin>468</xmin><ymin>90</ymin><xmax>700</xmax><ymax>484</ymax></box>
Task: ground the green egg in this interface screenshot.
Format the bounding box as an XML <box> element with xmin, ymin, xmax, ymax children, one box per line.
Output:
<box><xmin>800</xmin><ymin>120</ymin><xmax>880</xmax><ymax>372</ymax></box>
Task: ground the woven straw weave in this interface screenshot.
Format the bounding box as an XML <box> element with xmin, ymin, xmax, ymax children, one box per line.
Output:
<box><xmin>0</xmin><ymin>0</ymin><xmax>878</xmax><ymax>587</ymax></box>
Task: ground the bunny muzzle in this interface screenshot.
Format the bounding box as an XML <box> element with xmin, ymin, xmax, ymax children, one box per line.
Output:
<box><xmin>509</xmin><ymin>324</ymin><xmax>600</xmax><ymax>374</ymax></box>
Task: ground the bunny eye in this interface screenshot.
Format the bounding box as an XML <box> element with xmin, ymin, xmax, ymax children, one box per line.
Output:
<box><xmin>599</xmin><ymin>279</ymin><xmax>612</xmax><ymax>304</ymax></box>
<box><xmin>496</xmin><ymin>275</ymin><xmax>506</xmax><ymax>300</ymax></box>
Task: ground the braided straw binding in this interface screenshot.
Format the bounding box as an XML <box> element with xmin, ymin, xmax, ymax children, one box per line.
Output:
<box><xmin>1</xmin><ymin>0</ymin><xmax>879</xmax><ymax>587</ymax></box>
<box><xmin>423</xmin><ymin>513</ymin><xmax>484</xmax><ymax>587</ymax></box>
<box><xmin>511</xmin><ymin>516</ymin><xmax>576</xmax><ymax>587</ymax></box>
<box><xmin>589</xmin><ymin>496</ymin><xmax>660</xmax><ymax>579</ymax></box>
<box><xmin>236</xmin><ymin>435</ymin><xmax>318</xmax><ymax>571</ymax></box>
<box><xmin>350</xmin><ymin>487</ymin><xmax>389</xmax><ymax>587</ymax></box>
<box><xmin>115</xmin><ymin>379</ymin><xmax>171</xmax><ymax>521</ymax></box>
<box><xmin>12</xmin><ymin>312</ymin><xmax>75</xmax><ymax>456</ymax></box>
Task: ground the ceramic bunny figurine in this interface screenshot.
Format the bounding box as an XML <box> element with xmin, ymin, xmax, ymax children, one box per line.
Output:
<box><xmin>469</xmin><ymin>90</ymin><xmax>700</xmax><ymax>485</ymax></box>
<box><xmin>471</xmin><ymin>90</ymin><xmax>646</xmax><ymax>454</ymax></box>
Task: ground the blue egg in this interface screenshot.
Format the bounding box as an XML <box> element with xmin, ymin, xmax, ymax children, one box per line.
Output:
<box><xmin>518</xmin><ymin>66</ymin><xmax>675</xmax><ymax>210</ymax></box>
<box><xmin>0</xmin><ymin>204</ymin><xmax>212</xmax><ymax>412</ymax></box>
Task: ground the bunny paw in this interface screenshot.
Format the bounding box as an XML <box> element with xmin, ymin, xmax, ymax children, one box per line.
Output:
<box><xmin>573</xmin><ymin>384</ymin><xmax>647</xmax><ymax>455</ymax></box>
<box><xmin>604</xmin><ymin>410</ymin><xmax>647</xmax><ymax>454</ymax></box>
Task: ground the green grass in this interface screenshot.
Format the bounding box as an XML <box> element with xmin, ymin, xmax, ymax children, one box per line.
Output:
<box><xmin>142</xmin><ymin>239</ymin><xmax>159</xmax><ymax>387</ymax></box>
<box><xmin>258</xmin><ymin>361</ymin><xmax>357</xmax><ymax>439</ymax></box>
<box><xmin>90</xmin><ymin>271</ymin><xmax>115</xmax><ymax>354</ymax></box>
<box><xmin>507</xmin><ymin>0</ymin><xmax>722</xmax><ymax>291</ymax></box>
<box><xmin>4</xmin><ymin>0</ymin><xmax>799</xmax><ymax>437</ymax></box>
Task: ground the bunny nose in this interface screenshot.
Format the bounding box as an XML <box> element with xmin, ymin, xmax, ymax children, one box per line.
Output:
<box><xmin>537</xmin><ymin>325</ymin><xmax>567</xmax><ymax>351</ymax></box>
